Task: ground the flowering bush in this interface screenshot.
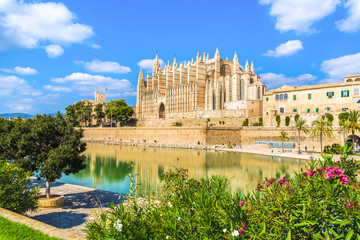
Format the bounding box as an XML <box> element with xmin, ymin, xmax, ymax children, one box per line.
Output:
<box><xmin>85</xmin><ymin>147</ymin><xmax>360</xmax><ymax>239</ymax></box>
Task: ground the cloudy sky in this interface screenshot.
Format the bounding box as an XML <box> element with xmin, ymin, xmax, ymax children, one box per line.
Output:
<box><xmin>1</xmin><ymin>0</ymin><xmax>360</xmax><ymax>114</ymax></box>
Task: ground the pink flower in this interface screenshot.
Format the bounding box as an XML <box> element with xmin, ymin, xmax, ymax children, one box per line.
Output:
<box><xmin>308</xmin><ymin>170</ymin><xmax>314</xmax><ymax>176</ymax></box>
<box><xmin>325</xmin><ymin>171</ymin><xmax>332</xmax><ymax>179</ymax></box>
<box><xmin>317</xmin><ymin>167</ymin><xmax>323</xmax><ymax>171</ymax></box>
<box><xmin>303</xmin><ymin>172</ymin><xmax>308</xmax><ymax>177</ymax></box>
<box><xmin>238</xmin><ymin>228</ymin><xmax>244</xmax><ymax>236</ymax></box>
<box><xmin>349</xmin><ymin>206</ymin><xmax>353</xmax><ymax>210</ymax></box>
<box><xmin>278</xmin><ymin>179</ymin><xmax>285</xmax><ymax>185</ymax></box>
<box><xmin>340</xmin><ymin>176</ymin><xmax>348</xmax><ymax>185</ymax></box>
<box><xmin>239</xmin><ymin>201</ymin><xmax>245</xmax><ymax>207</ymax></box>
<box><xmin>242</xmin><ymin>223</ymin><xmax>247</xmax><ymax>228</ymax></box>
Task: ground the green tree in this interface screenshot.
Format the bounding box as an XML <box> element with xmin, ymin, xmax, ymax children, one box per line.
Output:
<box><xmin>94</xmin><ymin>103</ymin><xmax>105</xmax><ymax>126</ymax></box>
<box><xmin>0</xmin><ymin>160</ymin><xmax>39</xmax><ymax>214</ymax></box>
<box><xmin>106</xmin><ymin>100</ymin><xmax>134</xmax><ymax>127</ymax></box>
<box><xmin>279</xmin><ymin>131</ymin><xmax>289</xmax><ymax>153</ymax></box>
<box><xmin>285</xmin><ymin>116</ymin><xmax>290</xmax><ymax>126</ymax></box>
<box><xmin>312</xmin><ymin>115</ymin><xmax>333</xmax><ymax>153</ymax></box>
<box><xmin>339</xmin><ymin>112</ymin><xmax>349</xmax><ymax>145</ymax></box>
<box><xmin>276</xmin><ymin>115</ymin><xmax>281</xmax><ymax>127</ymax></box>
<box><xmin>64</xmin><ymin>104</ymin><xmax>79</xmax><ymax>127</ymax></box>
<box><xmin>345</xmin><ymin>110</ymin><xmax>360</xmax><ymax>151</ymax></box>
<box><xmin>294</xmin><ymin>118</ymin><xmax>309</xmax><ymax>154</ymax></box>
<box><xmin>17</xmin><ymin>112</ymin><xmax>87</xmax><ymax>198</ymax></box>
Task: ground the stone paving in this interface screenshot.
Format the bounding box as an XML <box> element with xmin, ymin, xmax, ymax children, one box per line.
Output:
<box><xmin>26</xmin><ymin>179</ymin><xmax>125</xmax><ymax>238</ymax></box>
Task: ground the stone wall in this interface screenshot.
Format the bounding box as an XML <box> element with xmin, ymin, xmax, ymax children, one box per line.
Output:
<box><xmin>83</xmin><ymin>126</ymin><xmax>345</xmax><ymax>151</ymax></box>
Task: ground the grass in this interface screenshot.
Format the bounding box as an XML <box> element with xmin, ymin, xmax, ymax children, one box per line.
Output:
<box><xmin>0</xmin><ymin>216</ymin><xmax>60</xmax><ymax>240</ymax></box>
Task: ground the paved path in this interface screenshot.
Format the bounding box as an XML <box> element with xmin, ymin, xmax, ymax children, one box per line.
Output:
<box><xmin>26</xmin><ymin>179</ymin><xmax>125</xmax><ymax>238</ymax></box>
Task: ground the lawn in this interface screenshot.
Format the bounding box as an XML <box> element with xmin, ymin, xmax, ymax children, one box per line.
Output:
<box><xmin>0</xmin><ymin>216</ymin><xmax>60</xmax><ymax>240</ymax></box>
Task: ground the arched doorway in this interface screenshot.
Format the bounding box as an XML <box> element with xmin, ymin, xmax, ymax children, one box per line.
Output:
<box><xmin>346</xmin><ymin>134</ymin><xmax>360</xmax><ymax>151</ymax></box>
<box><xmin>159</xmin><ymin>103</ymin><xmax>165</xmax><ymax>119</ymax></box>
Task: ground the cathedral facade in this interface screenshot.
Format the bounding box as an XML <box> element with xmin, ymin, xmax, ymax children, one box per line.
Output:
<box><xmin>136</xmin><ymin>49</ymin><xmax>266</xmax><ymax>120</ymax></box>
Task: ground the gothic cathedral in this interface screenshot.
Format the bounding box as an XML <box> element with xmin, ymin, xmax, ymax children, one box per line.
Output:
<box><xmin>136</xmin><ymin>49</ymin><xmax>266</xmax><ymax>119</ymax></box>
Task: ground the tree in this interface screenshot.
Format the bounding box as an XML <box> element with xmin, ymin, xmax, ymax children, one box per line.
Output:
<box><xmin>285</xmin><ymin>116</ymin><xmax>290</xmax><ymax>126</ymax></box>
<box><xmin>311</xmin><ymin>115</ymin><xmax>333</xmax><ymax>153</ymax></box>
<box><xmin>294</xmin><ymin>118</ymin><xmax>309</xmax><ymax>154</ymax></box>
<box><xmin>106</xmin><ymin>100</ymin><xmax>134</xmax><ymax>127</ymax></box>
<box><xmin>17</xmin><ymin>112</ymin><xmax>87</xmax><ymax>198</ymax></box>
<box><xmin>345</xmin><ymin>110</ymin><xmax>360</xmax><ymax>151</ymax></box>
<box><xmin>339</xmin><ymin>112</ymin><xmax>349</xmax><ymax>145</ymax></box>
<box><xmin>65</xmin><ymin>104</ymin><xmax>79</xmax><ymax>127</ymax></box>
<box><xmin>276</xmin><ymin>115</ymin><xmax>281</xmax><ymax>127</ymax></box>
<box><xmin>0</xmin><ymin>160</ymin><xmax>39</xmax><ymax>214</ymax></box>
<box><xmin>94</xmin><ymin>103</ymin><xmax>105</xmax><ymax>126</ymax></box>
<box><xmin>242</xmin><ymin>118</ymin><xmax>249</xmax><ymax>127</ymax></box>
<box><xmin>279</xmin><ymin>131</ymin><xmax>289</xmax><ymax>153</ymax></box>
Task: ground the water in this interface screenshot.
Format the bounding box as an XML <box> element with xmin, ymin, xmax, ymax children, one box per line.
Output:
<box><xmin>59</xmin><ymin>143</ymin><xmax>306</xmax><ymax>196</ymax></box>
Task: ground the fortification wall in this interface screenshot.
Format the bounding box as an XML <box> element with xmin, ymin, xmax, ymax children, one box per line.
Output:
<box><xmin>83</xmin><ymin>126</ymin><xmax>344</xmax><ymax>151</ymax></box>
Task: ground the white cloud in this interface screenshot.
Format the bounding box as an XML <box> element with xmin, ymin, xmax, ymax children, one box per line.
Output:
<box><xmin>259</xmin><ymin>0</ymin><xmax>340</xmax><ymax>34</ymax></box>
<box><xmin>1</xmin><ymin>66</ymin><xmax>38</xmax><ymax>75</ymax></box>
<box><xmin>45</xmin><ymin>44</ymin><xmax>64</xmax><ymax>58</ymax></box>
<box><xmin>321</xmin><ymin>52</ymin><xmax>360</xmax><ymax>79</ymax></box>
<box><xmin>44</xmin><ymin>85</ymin><xmax>72</xmax><ymax>93</ymax></box>
<box><xmin>51</xmin><ymin>72</ymin><xmax>135</xmax><ymax>97</ymax></box>
<box><xmin>75</xmin><ymin>59</ymin><xmax>131</xmax><ymax>74</ymax></box>
<box><xmin>137</xmin><ymin>58</ymin><xmax>165</xmax><ymax>72</ymax></box>
<box><xmin>336</xmin><ymin>0</ymin><xmax>360</xmax><ymax>33</ymax></box>
<box><xmin>0</xmin><ymin>0</ymin><xmax>93</xmax><ymax>55</ymax></box>
<box><xmin>90</xmin><ymin>43</ymin><xmax>101</xmax><ymax>49</ymax></box>
<box><xmin>260</xmin><ymin>72</ymin><xmax>317</xmax><ymax>89</ymax></box>
<box><xmin>263</xmin><ymin>40</ymin><xmax>303</xmax><ymax>57</ymax></box>
<box><xmin>0</xmin><ymin>75</ymin><xmax>42</xmax><ymax>97</ymax></box>
<box><xmin>5</xmin><ymin>98</ymin><xmax>36</xmax><ymax>112</ymax></box>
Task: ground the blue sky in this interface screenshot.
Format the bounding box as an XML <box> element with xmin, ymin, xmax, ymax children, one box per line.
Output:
<box><xmin>1</xmin><ymin>0</ymin><xmax>360</xmax><ymax>114</ymax></box>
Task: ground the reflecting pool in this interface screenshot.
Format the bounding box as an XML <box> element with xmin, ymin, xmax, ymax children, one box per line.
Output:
<box><xmin>59</xmin><ymin>143</ymin><xmax>306</xmax><ymax>196</ymax></box>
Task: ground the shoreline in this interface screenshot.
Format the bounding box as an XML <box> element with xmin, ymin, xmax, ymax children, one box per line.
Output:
<box><xmin>83</xmin><ymin>138</ymin><xmax>330</xmax><ymax>161</ymax></box>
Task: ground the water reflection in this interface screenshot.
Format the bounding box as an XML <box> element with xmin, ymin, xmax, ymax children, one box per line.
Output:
<box><xmin>59</xmin><ymin>143</ymin><xmax>305</xmax><ymax>196</ymax></box>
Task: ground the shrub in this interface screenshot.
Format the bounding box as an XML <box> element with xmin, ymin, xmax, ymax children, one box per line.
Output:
<box><xmin>338</xmin><ymin>112</ymin><xmax>349</xmax><ymax>122</ymax></box>
<box><xmin>228</xmin><ymin>144</ymin><xmax>233</xmax><ymax>148</ymax></box>
<box><xmin>285</xmin><ymin>116</ymin><xmax>290</xmax><ymax>126</ymax></box>
<box><xmin>332</xmin><ymin>143</ymin><xmax>342</xmax><ymax>154</ymax></box>
<box><xmin>242</xmin><ymin>118</ymin><xmax>249</xmax><ymax>127</ymax></box>
<box><xmin>258</xmin><ymin>117</ymin><xmax>263</xmax><ymax>126</ymax></box>
<box><xmin>325</xmin><ymin>113</ymin><xmax>334</xmax><ymax>122</ymax></box>
<box><xmin>294</xmin><ymin>114</ymin><xmax>300</xmax><ymax>122</ymax></box>
<box><xmin>174</xmin><ymin>122</ymin><xmax>183</xmax><ymax>127</ymax></box>
<box><xmin>276</xmin><ymin>115</ymin><xmax>281</xmax><ymax>127</ymax></box>
<box><xmin>324</xmin><ymin>145</ymin><xmax>332</xmax><ymax>153</ymax></box>
<box><xmin>0</xmin><ymin>161</ymin><xmax>39</xmax><ymax>214</ymax></box>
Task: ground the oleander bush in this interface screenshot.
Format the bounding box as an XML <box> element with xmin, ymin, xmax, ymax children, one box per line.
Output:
<box><xmin>0</xmin><ymin>160</ymin><xmax>39</xmax><ymax>214</ymax></box>
<box><xmin>85</xmin><ymin>146</ymin><xmax>360</xmax><ymax>239</ymax></box>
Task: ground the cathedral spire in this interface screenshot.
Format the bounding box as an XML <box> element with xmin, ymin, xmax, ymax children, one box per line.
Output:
<box><xmin>245</xmin><ymin>60</ymin><xmax>249</xmax><ymax>72</ymax></box>
<box><xmin>173</xmin><ymin>57</ymin><xmax>177</xmax><ymax>68</ymax></box>
<box><xmin>207</xmin><ymin>53</ymin><xmax>209</xmax><ymax>60</ymax></box>
<box><xmin>191</xmin><ymin>58</ymin><xmax>194</xmax><ymax>64</ymax></box>
<box><xmin>138</xmin><ymin>66</ymin><xmax>144</xmax><ymax>84</ymax></box>
<box><xmin>196</xmin><ymin>51</ymin><xmax>200</xmax><ymax>62</ymax></box>
<box><xmin>215</xmin><ymin>48</ymin><xmax>220</xmax><ymax>59</ymax></box>
<box><xmin>203</xmin><ymin>52</ymin><xmax>206</xmax><ymax>62</ymax></box>
<box><xmin>251</xmin><ymin>61</ymin><xmax>254</xmax><ymax>73</ymax></box>
<box><xmin>153</xmin><ymin>53</ymin><xmax>161</xmax><ymax>73</ymax></box>
<box><xmin>233</xmin><ymin>52</ymin><xmax>239</xmax><ymax>73</ymax></box>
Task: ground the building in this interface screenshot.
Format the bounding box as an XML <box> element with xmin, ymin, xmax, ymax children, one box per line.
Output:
<box><xmin>136</xmin><ymin>49</ymin><xmax>266</xmax><ymax>120</ymax></box>
<box><xmin>263</xmin><ymin>75</ymin><xmax>360</xmax><ymax>127</ymax></box>
<box><xmin>79</xmin><ymin>89</ymin><xmax>107</xmax><ymax>125</ymax></box>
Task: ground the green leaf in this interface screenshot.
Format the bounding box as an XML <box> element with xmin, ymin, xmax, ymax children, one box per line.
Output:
<box><xmin>345</xmin><ymin>230</ymin><xmax>354</xmax><ymax>240</ymax></box>
<box><xmin>286</xmin><ymin>229</ymin><xmax>291</xmax><ymax>240</ymax></box>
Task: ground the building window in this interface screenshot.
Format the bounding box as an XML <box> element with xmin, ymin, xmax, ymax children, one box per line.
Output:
<box><xmin>316</xmin><ymin>108</ymin><xmax>319</xmax><ymax>113</ymax></box>
<box><xmin>326</xmin><ymin>107</ymin><xmax>331</xmax><ymax>111</ymax></box>
<box><xmin>266</xmin><ymin>112</ymin><xmax>268</xmax><ymax>115</ymax></box>
<box><xmin>354</xmin><ymin>87</ymin><xmax>359</xmax><ymax>96</ymax></box>
<box><xmin>275</xmin><ymin>94</ymin><xmax>279</xmax><ymax>101</ymax></box>
<box><xmin>308</xmin><ymin>93</ymin><xmax>311</xmax><ymax>99</ymax></box>
<box><xmin>342</xmin><ymin>108</ymin><xmax>348</xmax><ymax>111</ymax></box>
<box><xmin>293</xmin><ymin>95</ymin><xmax>296</xmax><ymax>100</ymax></box>
<box><xmin>284</xmin><ymin>93</ymin><xmax>288</xmax><ymax>100</ymax></box>
<box><xmin>341</xmin><ymin>90</ymin><xmax>349</xmax><ymax>97</ymax></box>
<box><xmin>266</xmin><ymin>97</ymin><xmax>268</xmax><ymax>101</ymax></box>
<box><xmin>327</xmin><ymin>92</ymin><xmax>334</xmax><ymax>98</ymax></box>
<box><xmin>280</xmin><ymin>94</ymin><xmax>284</xmax><ymax>101</ymax></box>
<box><xmin>307</xmin><ymin>109</ymin><xmax>310</xmax><ymax>113</ymax></box>
<box><xmin>280</xmin><ymin>107</ymin><xmax>284</xmax><ymax>113</ymax></box>
<box><xmin>293</xmin><ymin>109</ymin><xmax>297</xmax><ymax>113</ymax></box>
<box><xmin>257</xmin><ymin>88</ymin><xmax>261</xmax><ymax>100</ymax></box>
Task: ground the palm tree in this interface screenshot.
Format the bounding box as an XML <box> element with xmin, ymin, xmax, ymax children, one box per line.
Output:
<box><xmin>294</xmin><ymin>118</ymin><xmax>309</xmax><ymax>154</ymax></box>
<box><xmin>279</xmin><ymin>131</ymin><xmax>290</xmax><ymax>153</ymax></box>
<box><xmin>345</xmin><ymin>110</ymin><xmax>360</xmax><ymax>151</ymax></box>
<box><xmin>311</xmin><ymin>115</ymin><xmax>333</xmax><ymax>153</ymax></box>
<box><xmin>338</xmin><ymin>112</ymin><xmax>349</xmax><ymax>145</ymax></box>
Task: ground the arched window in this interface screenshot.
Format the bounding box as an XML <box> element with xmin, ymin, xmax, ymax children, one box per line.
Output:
<box><xmin>220</xmin><ymin>64</ymin><xmax>232</xmax><ymax>76</ymax></box>
<box><xmin>355</xmin><ymin>87</ymin><xmax>359</xmax><ymax>96</ymax></box>
<box><xmin>257</xmin><ymin>87</ymin><xmax>261</xmax><ymax>100</ymax></box>
<box><xmin>275</xmin><ymin>94</ymin><xmax>279</xmax><ymax>101</ymax></box>
<box><xmin>284</xmin><ymin>93</ymin><xmax>288</xmax><ymax>100</ymax></box>
<box><xmin>280</xmin><ymin>94</ymin><xmax>284</xmax><ymax>100</ymax></box>
<box><xmin>213</xmin><ymin>93</ymin><xmax>216</xmax><ymax>110</ymax></box>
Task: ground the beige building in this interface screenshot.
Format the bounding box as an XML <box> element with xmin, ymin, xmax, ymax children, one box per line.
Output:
<box><xmin>79</xmin><ymin>89</ymin><xmax>107</xmax><ymax>125</ymax></box>
<box><xmin>136</xmin><ymin>49</ymin><xmax>266</xmax><ymax>120</ymax></box>
<box><xmin>263</xmin><ymin>75</ymin><xmax>360</xmax><ymax>127</ymax></box>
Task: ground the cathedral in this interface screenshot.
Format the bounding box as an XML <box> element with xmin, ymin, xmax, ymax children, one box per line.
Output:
<box><xmin>136</xmin><ymin>49</ymin><xmax>266</xmax><ymax>120</ymax></box>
